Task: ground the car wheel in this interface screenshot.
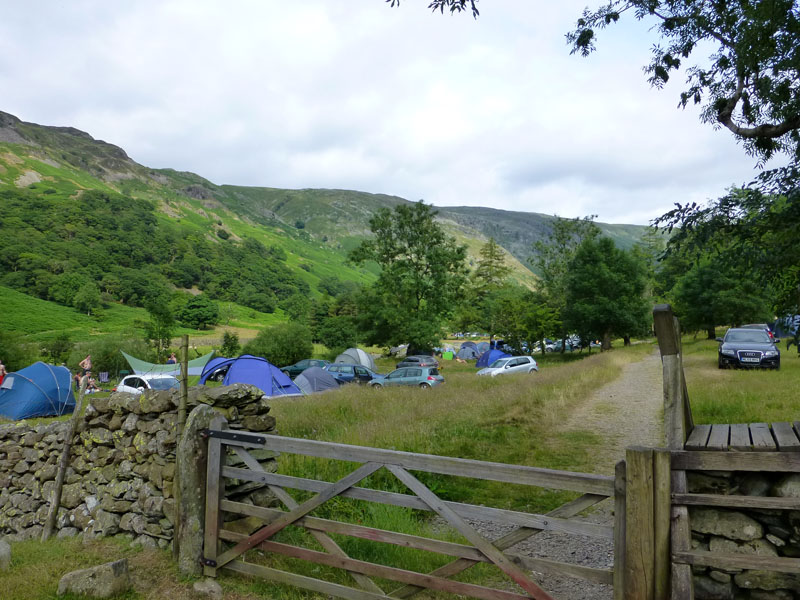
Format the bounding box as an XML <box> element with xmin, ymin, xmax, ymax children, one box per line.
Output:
<box><xmin>718</xmin><ymin>360</ymin><xmax>724</xmax><ymax>369</ymax></box>
<box><xmin>370</xmin><ymin>383</ymin><xmax>382</xmax><ymax>389</ymax></box>
<box><xmin>419</xmin><ymin>382</ymin><xmax>431</xmax><ymax>389</ymax></box>
<box><xmin>529</xmin><ymin>368</ymin><xmax>537</xmax><ymax>374</ymax></box>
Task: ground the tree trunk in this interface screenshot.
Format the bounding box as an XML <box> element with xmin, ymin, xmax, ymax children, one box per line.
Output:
<box><xmin>560</xmin><ymin>333</ymin><xmax>566</xmax><ymax>354</ymax></box>
<box><xmin>601</xmin><ymin>332</ymin><xmax>612</xmax><ymax>351</ymax></box>
<box><xmin>706</xmin><ymin>326</ymin><xmax>716</xmax><ymax>340</ymax></box>
<box><xmin>623</xmin><ymin>335</ymin><xmax>631</xmax><ymax>346</ymax></box>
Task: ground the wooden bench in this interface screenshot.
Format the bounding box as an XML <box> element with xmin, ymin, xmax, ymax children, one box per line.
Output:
<box><xmin>685</xmin><ymin>422</ymin><xmax>800</xmax><ymax>451</ymax></box>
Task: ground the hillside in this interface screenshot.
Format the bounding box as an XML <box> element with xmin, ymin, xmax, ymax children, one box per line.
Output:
<box><xmin>0</xmin><ymin>110</ymin><xmax>648</xmax><ymax>338</ymax></box>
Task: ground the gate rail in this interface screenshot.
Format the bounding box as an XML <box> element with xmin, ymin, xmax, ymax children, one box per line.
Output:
<box><xmin>202</xmin><ymin>417</ymin><xmax>622</xmax><ymax>600</ymax></box>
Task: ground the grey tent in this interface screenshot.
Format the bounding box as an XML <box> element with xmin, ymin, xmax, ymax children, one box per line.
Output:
<box><xmin>460</xmin><ymin>341</ymin><xmax>477</xmax><ymax>350</ymax></box>
<box><xmin>476</xmin><ymin>342</ymin><xmax>490</xmax><ymax>353</ymax></box>
<box><xmin>456</xmin><ymin>346</ymin><xmax>480</xmax><ymax>360</ymax></box>
<box><xmin>334</xmin><ymin>347</ymin><xmax>377</xmax><ymax>371</ymax></box>
<box><xmin>294</xmin><ymin>367</ymin><xmax>340</xmax><ymax>395</ymax></box>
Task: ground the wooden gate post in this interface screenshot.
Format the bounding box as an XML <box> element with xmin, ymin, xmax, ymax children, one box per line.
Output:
<box><xmin>653</xmin><ymin>449</ymin><xmax>671</xmax><ymax>600</ymax></box>
<box><xmin>613</xmin><ymin>460</ymin><xmax>627</xmax><ymax>600</ymax></box>
<box><xmin>625</xmin><ymin>447</ymin><xmax>654</xmax><ymax>600</ymax></box>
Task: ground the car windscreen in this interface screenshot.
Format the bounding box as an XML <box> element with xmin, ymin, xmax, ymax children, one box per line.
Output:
<box><xmin>149</xmin><ymin>377</ymin><xmax>180</xmax><ymax>390</ymax></box>
<box><xmin>725</xmin><ymin>331</ymin><xmax>771</xmax><ymax>344</ymax></box>
<box><xmin>489</xmin><ymin>359</ymin><xmax>509</xmax><ymax>368</ymax></box>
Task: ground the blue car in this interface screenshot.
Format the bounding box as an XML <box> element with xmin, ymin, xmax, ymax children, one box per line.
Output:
<box><xmin>324</xmin><ymin>363</ymin><xmax>385</xmax><ymax>385</ymax></box>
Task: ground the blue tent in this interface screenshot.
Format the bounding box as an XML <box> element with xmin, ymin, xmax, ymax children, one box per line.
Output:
<box><xmin>0</xmin><ymin>362</ymin><xmax>76</xmax><ymax>420</ymax></box>
<box><xmin>476</xmin><ymin>349</ymin><xmax>511</xmax><ymax>368</ymax></box>
<box><xmin>198</xmin><ymin>355</ymin><xmax>301</xmax><ymax>397</ymax></box>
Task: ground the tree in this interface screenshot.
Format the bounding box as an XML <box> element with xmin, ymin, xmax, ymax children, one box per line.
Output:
<box><xmin>670</xmin><ymin>257</ymin><xmax>772</xmax><ymax>339</ymax></box>
<box><xmin>317</xmin><ymin>315</ymin><xmax>358</xmax><ymax>355</ymax></box>
<box><xmin>481</xmin><ymin>285</ymin><xmax>559</xmax><ymax>354</ymax></box>
<box><xmin>569</xmin><ymin>1</ymin><xmax>800</xmax><ymax>163</ymax></box>
<box><xmin>473</xmin><ymin>237</ymin><xmax>511</xmax><ymax>296</ymax></box>
<box><xmin>73</xmin><ymin>281</ymin><xmax>101</xmax><ymax>315</ymax></box>
<box><xmin>179</xmin><ymin>294</ymin><xmax>219</xmax><ymax>330</ymax></box>
<box><xmin>221</xmin><ymin>331</ymin><xmax>241</xmax><ymax>357</ymax></box>
<box><xmin>564</xmin><ymin>237</ymin><xmax>650</xmax><ymax>350</ymax></box>
<box><xmin>142</xmin><ymin>303</ymin><xmax>175</xmax><ymax>363</ymax></box>
<box><xmin>243</xmin><ymin>322</ymin><xmax>313</xmax><ymax>367</ymax></box>
<box><xmin>42</xmin><ymin>333</ymin><xmax>73</xmax><ymax>364</ymax></box>
<box><xmin>529</xmin><ymin>216</ymin><xmax>600</xmax><ymax>350</ymax></box>
<box><xmin>350</xmin><ymin>201</ymin><xmax>468</xmax><ymax>350</ymax></box>
<box><xmin>279</xmin><ymin>292</ymin><xmax>312</xmax><ymax>324</ymax></box>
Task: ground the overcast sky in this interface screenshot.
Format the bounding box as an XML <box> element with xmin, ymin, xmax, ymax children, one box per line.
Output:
<box><xmin>1</xmin><ymin>1</ymin><xmax>764</xmax><ymax>224</ymax></box>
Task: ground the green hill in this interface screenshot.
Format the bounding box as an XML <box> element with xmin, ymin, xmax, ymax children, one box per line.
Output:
<box><xmin>0</xmin><ymin>109</ymin><xmax>648</xmax><ymax>339</ymax></box>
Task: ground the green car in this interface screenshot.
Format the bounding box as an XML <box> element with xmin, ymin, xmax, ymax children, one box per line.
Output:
<box><xmin>280</xmin><ymin>359</ymin><xmax>330</xmax><ymax>379</ymax></box>
<box><xmin>370</xmin><ymin>366</ymin><xmax>444</xmax><ymax>389</ymax></box>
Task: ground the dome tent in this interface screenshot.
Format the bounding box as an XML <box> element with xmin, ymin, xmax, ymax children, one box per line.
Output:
<box><xmin>0</xmin><ymin>362</ymin><xmax>76</xmax><ymax>420</ymax></box>
<box><xmin>476</xmin><ymin>349</ymin><xmax>511</xmax><ymax>368</ymax></box>
<box><xmin>334</xmin><ymin>348</ymin><xmax>376</xmax><ymax>371</ymax></box>
<box><xmin>198</xmin><ymin>355</ymin><xmax>301</xmax><ymax>397</ymax></box>
<box><xmin>294</xmin><ymin>367</ymin><xmax>340</xmax><ymax>395</ymax></box>
<box><xmin>476</xmin><ymin>342</ymin><xmax>490</xmax><ymax>354</ymax></box>
<box><xmin>456</xmin><ymin>346</ymin><xmax>480</xmax><ymax>360</ymax></box>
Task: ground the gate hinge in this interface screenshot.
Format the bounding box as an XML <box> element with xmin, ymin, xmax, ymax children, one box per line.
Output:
<box><xmin>201</xmin><ymin>557</ymin><xmax>217</xmax><ymax>567</ymax></box>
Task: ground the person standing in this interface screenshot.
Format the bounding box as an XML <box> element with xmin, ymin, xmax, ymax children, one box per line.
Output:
<box><xmin>79</xmin><ymin>354</ymin><xmax>92</xmax><ymax>375</ymax></box>
<box><xmin>166</xmin><ymin>352</ymin><xmax>177</xmax><ymax>364</ymax></box>
<box><xmin>0</xmin><ymin>360</ymin><xmax>6</xmax><ymax>386</ymax></box>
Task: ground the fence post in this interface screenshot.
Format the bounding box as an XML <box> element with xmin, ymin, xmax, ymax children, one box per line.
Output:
<box><xmin>613</xmin><ymin>460</ymin><xmax>627</xmax><ymax>600</ymax></box>
<box><xmin>625</xmin><ymin>447</ymin><xmax>655</xmax><ymax>600</ymax></box>
<box><xmin>653</xmin><ymin>449</ymin><xmax>671</xmax><ymax>600</ymax></box>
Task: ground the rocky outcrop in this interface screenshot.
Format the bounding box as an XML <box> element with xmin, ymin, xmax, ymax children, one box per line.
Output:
<box><xmin>0</xmin><ymin>384</ymin><xmax>277</xmax><ymax>549</ymax></box>
<box><xmin>57</xmin><ymin>558</ymin><xmax>130</xmax><ymax>598</ymax></box>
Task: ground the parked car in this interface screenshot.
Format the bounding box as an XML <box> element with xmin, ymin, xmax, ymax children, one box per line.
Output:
<box><xmin>280</xmin><ymin>359</ymin><xmax>331</xmax><ymax>378</ymax></box>
<box><xmin>717</xmin><ymin>328</ymin><xmax>780</xmax><ymax>370</ymax></box>
<box><xmin>396</xmin><ymin>355</ymin><xmax>439</xmax><ymax>369</ymax></box>
<box><xmin>114</xmin><ymin>373</ymin><xmax>180</xmax><ymax>395</ymax></box>
<box><xmin>477</xmin><ymin>356</ymin><xmax>539</xmax><ymax>377</ymax></box>
<box><xmin>324</xmin><ymin>363</ymin><xmax>384</xmax><ymax>385</ymax></box>
<box><xmin>741</xmin><ymin>323</ymin><xmax>776</xmax><ymax>341</ymax></box>
<box><xmin>370</xmin><ymin>366</ymin><xmax>444</xmax><ymax>389</ymax></box>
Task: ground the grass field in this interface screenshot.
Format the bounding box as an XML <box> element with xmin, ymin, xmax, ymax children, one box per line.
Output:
<box><xmin>2</xmin><ymin>343</ymin><xmax>653</xmax><ymax>599</ymax></box>
<box><xmin>681</xmin><ymin>334</ymin><xmax>800</xmax><ymax>424</ymax></box>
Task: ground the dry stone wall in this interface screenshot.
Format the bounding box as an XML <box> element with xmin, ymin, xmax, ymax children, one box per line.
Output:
<box><xmin>689</xmin><ymin>470</ymin><xmax>800</xmax><ymax>599</ymax></box>
<box><xmin>0</xmin><ymin>384</ymin><xmax>276</xmax><ymax>547</ymax></box>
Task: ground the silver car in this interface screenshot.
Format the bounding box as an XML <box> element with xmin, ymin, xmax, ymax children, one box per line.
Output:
<box><xmin>477</xmin><ymin>356</ymin><xmax>539</xmax><ymax>377</ymax></box>
<box><xmin>114</xmin><ymin>374</ymin><xmax>180</xmax><ymax>395</ymax></box>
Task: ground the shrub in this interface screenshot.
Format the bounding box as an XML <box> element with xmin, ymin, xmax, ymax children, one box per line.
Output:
<box><xmin>221</xmin><ymin>331</ymin><xmax>240</xmax><ymax>357</ymax></box>
<box><xmin>179</xmin><ymin>295</ymin><xmax>219</xmax><ymax>329</ymax></box>
<box><xmin>243</xmin><ymin>322</ymin><xmax>312</xmax><ymax>366</ymax></box>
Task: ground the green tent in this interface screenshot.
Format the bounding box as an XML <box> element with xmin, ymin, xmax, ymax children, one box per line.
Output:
<box><xmin>121</xmin><ymin>350</ymin><xmax>214</xmax><ymax>376</ymax></box>
<box><xmin>442</xmin><ymin>351</ymin><xmax>454</xmax><ymax>360</ymax></box>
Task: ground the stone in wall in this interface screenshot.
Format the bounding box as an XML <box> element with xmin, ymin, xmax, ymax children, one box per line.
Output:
<box><xmin>689</xmin><ymin>471</ymin><xmax>800</xmax><ymax>600</ymax></box>
<box><xmin>0</xmin><ymin>383</ymin><xmax>278</xmax><ymax>549</ymax></box>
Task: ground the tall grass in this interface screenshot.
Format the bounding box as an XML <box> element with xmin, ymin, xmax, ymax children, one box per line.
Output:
<box><xmin>682</xmin><ymin>336</ymin><xmax>800</xmax><ymax>424</ymax></box>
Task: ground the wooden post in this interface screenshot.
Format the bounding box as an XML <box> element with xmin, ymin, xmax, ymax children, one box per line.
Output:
<box><xmin>173</xmin><ymin>334</ymin><xmax>189</xmax><ymax>559</ymax></box>
<box><xmin>625</xmin><ymin>447</ymin><xmax>655</xmax><ymax>600</ymax></box>
<box><xmin>613</xmin><ymin>460</ymin><xmax>627</xmax><ymax>600</ymax></box>
<box><xmin>653</xmin><ymin>449</ymin><xmax>671</xmax><ymax>600</ymax></box>
<box><xmin>653</xmin><ymin>305</ymin><xmax>690</xmax><ymax>449</ymax></box>
<box><xmin>41</xmin><ymin>377</ymin><xmax>88</xmax><ymax>541</ymax></box>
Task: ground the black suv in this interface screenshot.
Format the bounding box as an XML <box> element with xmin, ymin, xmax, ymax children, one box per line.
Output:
<box><xmin>717</xmin><ymin>328</ymin><xmax>781</xmax><ymax>370</ymax></box>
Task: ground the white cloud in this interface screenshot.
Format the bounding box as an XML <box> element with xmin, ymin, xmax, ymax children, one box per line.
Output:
<box><xmin>0</xmin><ymin>0</ymin><xmax>763</xmax><ymax>224</ymax></box>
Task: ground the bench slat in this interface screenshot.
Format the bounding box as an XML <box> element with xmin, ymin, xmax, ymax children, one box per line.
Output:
<box><xmin>706</xmin><ymin>425</ymin><xmax>730</xmax><ymax>451</ymax></box>
<box><xmin>729</xmin><ymin>424</ymin><xmax>752</xmax><ymax>451</ymax></box>
<box><xmin>685</xmin><ymin>425</ymin><xmax>711</xmax><ymax>450</ymax></box>
<box><xmin>772</xmin><ymin>422</ymin><xmax>800</xmax><ymax>451</ymax></box>
<box><xmin>750</xmin><ymin>423</ymin><xmax>776</xmax><ymax>452</ymax></box>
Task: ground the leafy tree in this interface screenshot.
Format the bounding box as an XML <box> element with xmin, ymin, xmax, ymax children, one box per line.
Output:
<box><xmin>0</xmin><ymin>331</ymin><xmax>38</xmax><ymax>371</ymax></box>
<box><xmin>482</xmin><ymin>285</ymin><xmax>559</xmax><ymax>354</ymax></box>
<box><xmin>567</xmin><ymin>1</ymin><xmax>800</xmax><ymax>163</ymax></box>
<box><xmin>141</xmin><ymin>303</ymin><xmax>175</xmax><ymax>363</ymax></box>
<box><xmin>529</xmin><ymin>216</ymin><xmax>600</xmax><ymax>351</ymax></box>
<box><xmin>243</xmin><ymin>322</ymin><xmax>313</xmax><ymax>367</ymax></box>
<box><xmin>279</xmin><ymin>292</ymin><xmax>312</xmax><ymax>324</ymax></box>
<box><xmin>350</xmin><ymin>201</ymin><xmax>468</xmax><ymax>350</ymax></box>
<box><xmin>220</xmin><ymin>331</ymin><xmax>241</xmax><ymax>357</ymax></box>
<box><xmin>564</xmin><ymin>237</ymin><xmax>650</xmax><ymax>349</ymax></box>
<box><xmin>179</xmin><ymin>295</ymin><xmax>219</xmax><ymax>330</ymax></box>
<box><xmin>73</xmin><ymin>281</ymin><xmax>101</xmax><ymax>315</ymax></box>
<box><xmin>317</xmin><ymin>315</ymin><xmax>358</xmax><ymax>355</ymax></box>
<box><xmin>42</xmin><ymin>333</ymin><xmax>73</xmax><ymax>364</ymax></box>
<box><xmin>670</xmin><ymin>257</ymin><xmax>772</xmax><ymax>339</ymax></box>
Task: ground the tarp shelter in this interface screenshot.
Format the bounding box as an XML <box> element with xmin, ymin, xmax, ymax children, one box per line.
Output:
<box><xmin>294</xmin><ymin>367</ymin><xmax>340</xmax><ymax>395</ymax></box>
<box><xmin>773</xmin><ymin>315</ymin><xmax>800</xmax><ymax>339</ymax></box>
<box><xmin>121</xmin><ymin>350</ymin><xmax>214</xmax><ymax>377</ymax></box>
<box><xmin>198</xmin><ymin>355</ymin><xmax>301</xmax><ymax>397</ymax></box>
<box><xmin>456</xmin><ymin>346</ymin><xmax>480</xmax><ymax>360</ymax></box>
<box><xmin>476</xmin><ymin>349</ymin><xmax>511</xmax><ymax>368</ymax></box>
<box><xmin>476</xmin><ymin>342</ymin><xmax>490</xmax><ymax>354</ymax></box>
<box><xmin>334</xmin><ymin>348</ymin><xmax>376</xmax><ymax>371</ymax></box>
<box><xmin>0</xmin><ymin>362</ymin><xmax>76</xmax><ymax>420</ymax></box>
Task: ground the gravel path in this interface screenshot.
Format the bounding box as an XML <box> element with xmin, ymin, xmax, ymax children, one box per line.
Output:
<box><xmin>471</xmin><ymin>349</ymin><xmax>665</xmax><ymax>600</ymax></box>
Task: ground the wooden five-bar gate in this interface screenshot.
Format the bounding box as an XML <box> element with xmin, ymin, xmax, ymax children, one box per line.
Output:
<box><xmin>202</xmin><ymin>417</ymin><xmax>623</xmax><ymax>600</ymax></box>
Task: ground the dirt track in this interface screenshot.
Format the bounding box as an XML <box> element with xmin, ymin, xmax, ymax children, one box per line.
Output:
<box><xmin>489</xmin><ymin>349</ymin><xmax>665</xmax><ymax>600</ymax></box>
